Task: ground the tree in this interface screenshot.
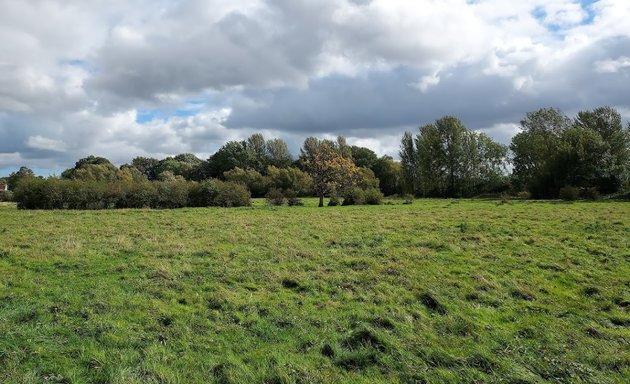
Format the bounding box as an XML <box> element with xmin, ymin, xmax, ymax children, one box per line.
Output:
<box><xmin>245</xmin><ymin>133</ymin><xmax>268</xmax><ymax>173</ymax></box>
<box><xmin>7</xmin><ymin>166</ymin><xmax>35</xmax><ymax>190</ymax></box>
<box><xmin>224</xmin><ymin>167</ymin><xmax>269</xmax><ymax>197</ymax></box>
<box><xmin>301</xmin><ymin>138</ymin><xmax>359</xmax><ymax>207</ymax></box>
<box><xmin>510</xmin><ymin>108</ymin><xmax>571</xmax><ymax>196</ymax></box>
<box><xmin>427</xmin><ymin>116</ymin><xmax>471</xmax><ymax>196</ymax></box>
<box><xmin>399</xmin><ymin>132</ymin><xmax>418</xmax><ymax>194</ymax></box>
<box><xmin>554</xmin><ymin>126</ymin><xmax>607</xmax><ymax>189</ymax></box>
<box><xmin>401</xmin><ymin>116</ymin><xmax>507</xmax><ymax>197</ymax></box>
<box><xmin>130</xmin><ymin>157</ymin><xmax>160</xmax><ymax>180</ymax></box>
<box><xmin>510</xmin><ymin>106</ymin><xmax>629</xmax><ymax>197</ymax></box>
<box><xmin>350</xmin><ymin>146</ymin><xmax>378</xmax><ymax>169</ymax></box>
<box><xmin>372</xmin><ymin>156</ymin><xmax>403</xmax><ymax>196</ymax></box>
<box><xmin>61</xmin><ymin>155</ymin><xmax>120</xmax><ymax>181</ymax></box>
<box><xmin>207</xmin><ymin>141</ymin><xmax>249</xmax><ymax>178</ymax></box>
<box><xmin>574</xmin><ymin>107</ymin><xmax>630</xmax><ymax>193</ymax></box>
<box><xmin>62</xmin><ymin>156</ymin><xmax>122</xmax><ymax>182</ymax></box>
<box><xmin>267</xmin><ymin>166</ymin><xmax>313</xmax><ymax>196</ymax></box>
<box><xmin>265</xmin><ymin>138</ymin><xmax>293</xmax><ymax>168</ymax></box>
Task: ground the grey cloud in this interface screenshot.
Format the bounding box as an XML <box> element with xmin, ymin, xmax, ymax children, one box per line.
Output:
<box><xmin>2</xmin><ymin>0</ymin><xmax>630</xmax><ymax>174</ymax></box>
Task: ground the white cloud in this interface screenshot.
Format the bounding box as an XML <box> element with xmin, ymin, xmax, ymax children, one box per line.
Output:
<box><xmin>594</xmin><ymin>56</ymin><xmax>630</xmax><ymax>73</ymax></box>
<box><xmin>26</xmin><ymin>136</ymin><xmax>67</xmax><ymax>152</ymax></box>
<box><xmin>410</xmin><ymin>72</ymin><xmax>441</xmax><ymax>93</ymax></box>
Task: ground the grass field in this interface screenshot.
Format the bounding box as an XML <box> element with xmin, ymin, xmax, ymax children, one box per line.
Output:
<box><xmin>0</xmin><ymin>199</ymin><xmax>629</xmax><ymax>383</ymax></box>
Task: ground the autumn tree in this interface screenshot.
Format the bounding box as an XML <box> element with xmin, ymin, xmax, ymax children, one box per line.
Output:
<box><xmin>301</xmin><ymin>137</ymin><xmax>359</xmax><ymax>207</ymax></box>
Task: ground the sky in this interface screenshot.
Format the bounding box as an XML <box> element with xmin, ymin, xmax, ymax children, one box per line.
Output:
<box><xmin>1</xmin><ymin>0</ymin><xmax>629</xmax><ymax>175</ymax></box>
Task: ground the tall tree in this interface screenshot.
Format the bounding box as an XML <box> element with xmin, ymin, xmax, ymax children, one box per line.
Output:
<box><xmin>511</xmin><ymin>106</ymin><xmax>629</xmax><ymax>196</ymax></box>
<box><xmin>399</xmin><ymin>132</ymin><xmax>418</xmax><ymax>194</ymax></box>
<box><xmin>207</xmin><ymin>141</ymin><xmax>249</xmax><ymax>178</ymax></box>
<box><xmin>245</xmin><ymin>133</ymin><xmax>268</xmax><ymax>173</ymax></box>
<box><xmin>510</xmin><ymin>108</ymin><xmax>571</xmax><ymax>196</ymax></box>
<box><xmin>402</xmin><ymin>116</ymin><xmax>507</xmax><ymax>197</ymax></box>
<box><xmin>265</xmin><ymin>138</ymin><xmax>293</xmax><ymax>168</ymax></box>
<box><xmin>574</xmin><ymin>107</ymin><xmax>630</xmax><ymax>193</ymax></box>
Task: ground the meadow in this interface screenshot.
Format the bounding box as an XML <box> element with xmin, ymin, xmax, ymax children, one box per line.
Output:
<box><xmin>0</xmin><ymin>199</ymin><xmax>628</xmax><ymax>383</ymax></box>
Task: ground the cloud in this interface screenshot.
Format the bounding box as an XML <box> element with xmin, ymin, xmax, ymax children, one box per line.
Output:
<box><xmin>0</xmin><ymin>0</ymin><xmax>629</xmax><ymax>174</ymax></box>
<box><xmin>594</xmin><ymin>56</ymin><xmax>630</xmax><ymax>73</ymax></box>
<box><xmin>26</xmin><ymin>136</ymin><xmax>67</xmax><ymax>152</ymax></box>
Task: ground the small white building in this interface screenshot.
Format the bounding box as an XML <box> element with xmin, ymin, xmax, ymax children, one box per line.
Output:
<box><xmin>0</xmin><ymin>182</ymin><xmax>8</xmax><ymax>191</ymax></box>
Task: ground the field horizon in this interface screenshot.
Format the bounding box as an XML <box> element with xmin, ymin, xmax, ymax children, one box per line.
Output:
<box><xmin>1</xmin><ymin>199</ymin><xmax>629</xmax><ymax>383</ymax></box>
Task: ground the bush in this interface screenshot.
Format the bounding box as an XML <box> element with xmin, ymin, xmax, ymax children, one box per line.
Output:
<box><xmin>155</xmin><ymin>180</ymin><xmax>189</xmax><ymax>208</ymax></box>
<box><xmin>401</xmin><ymin>194</ymin><xmax>414</xmax><ymax>204</ymax></box>
<box><xmin>266</xmin><ymin>188</ymin><xmax>285</xmax><ymax>206</ymax></box>
<box><xmin>0</xmin><ymin>190</ymin><xmax>14</xmax><ymax>202</ymax></box>
<box><xmin>188</xmin><ymin>180</ymin><xmax>218</xmax><ymax>207</ymax></box>
<box><xmin>558</xmin><ymin>186</ymin><xmax>579</xmax><ymax>201</ymax></box>
<box><xmin>284</xmin><ymin>189</ymin><xmax>304</xmax><ymax>206</ymax></box>
<box><xmin>212</xmin><ymin>181</ymin><xmax>251</xmax><ymax>207</ymax></box>
<box><xmin>342</xmin><ymin>187</ymin><xmax>366</xmax><ymax>206</ymax></box>
<box><xmin>328</xmin><ymin>195</ymin><xmax>340</xmax><ymax>206</ymax></box>
<box><xmin>363</xmin><ymin>187</ymin><xmax>384</xmax><ymax>205</ymax></box>
<box><xmin>14</xmin><ymin>178</ymin><xmax>52</xmax><ymax>209</ymax></box>
<box><xmin>582</xmin><ymin>187</ymin><xmax>600</xmax><ymax>201</ymax></box>
<box><xmin>118</xmin><ymin>181</ymin><xmax>158</xmax><ymax>208</ymax></box>
<box><xmin>517</xmin><ymin>191</ymin><xmax>531</xmax><ymax>200</ymax></box>
<box><xmin>13</xmin><ymin>177</ymin><xmax>250</xmax><ymax>210</ymax></box>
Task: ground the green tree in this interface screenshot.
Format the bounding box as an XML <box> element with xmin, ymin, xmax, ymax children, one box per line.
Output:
<box><xmin>265</xmin><ymin>138</ymin><xmax>293</xmax><ymax>168</ymax></box>
<box><xmin>266</xmin><ymin>166</ymin><xmax>313</xmax><ymax>196</ymax></box>
<box><xmin>350</xmin><ymin>146</ymin><xmax>379</xmax><ymax>169</ymax></box>
<box><xmin>372</xmin><ymin>156</ymin><xmax>403</xmax><ymax>196</ymax></box>
<box><xmin>224</xmin><ymin>167</ymin><xmax>269</xmax><ymax>197</ymax></box>
<box><xmin>7</xmin><ymin>166</ymin><xmax>35</xmax><ymax>190</ymax></box>
<box><xmin>245</xmin><ymin>133</ymin><xmax>268</xmax><ymax>173</ymax></box>
<box><xmin>574</xmin><ymin>107</ymin><xmax>630</xmax><ymax>193</ymax></box>
<box><xmin>62</xmin><ymin>156</ymin><xmax>122</xmax><ymax>182</ymax></box>
<box><xmin>402</xmin><ymin>116</ymin><xmax>507</xmax><ymax>197</ymax></box>
<box><xmin>510</xmin><ymin>108</ymin><xmax>571</xmax><ymax>196</ymax></box>
<box><xmin>129</xmin><ymin>157</ymin><xmax>160</xmax><ymax>180</ymax></box>
<box><xmin>207</xmin><ymin>141</ymin><xmax>249</xmax><ymax>178</ymax></box>
<box><xmin>399</xmin><ymin>132</ymin><xmax>418</xmax><ymax>194</ymax></box>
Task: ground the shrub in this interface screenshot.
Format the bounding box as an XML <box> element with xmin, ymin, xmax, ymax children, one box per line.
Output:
<box><xmin>342</xmin><ymin>187</ymin><xmax>366</xmax><ymax>206</ymax></box>
<box><xmin>328</xmin><ymin>195</ymin><xmax>341</xmax><ymax>206</ymax></box>
<box><xmin>188</xmin><ymin>180</ymin><xmax>218</xmax><ymax>207</ymax></box>
<box><xmin>284</xmin><ymin>189</ymin><xmax>304</xmax><ymax>206</ymax></box>
<box><xmin>155</xmin><ymin>179</ymin><xmax>190</xmax><ymax>208</ymax></box>
<box><xmin>0</xmin><ymin>190</ymin><xmax>14</xmax><ymax>202</ymax></box>
<box><xmin>402</xmin><ymin>194</ymin><xmax>414</xmax><ymax>204</ymax></box>
<box><xmin>517</xmin><ymin>191</ymin><xmax>531</xmax><ymax>200</ymax></box>
<box><xmin>266</xmin><ymin>188</ymin><xmax>285</xmax><ymax>206</ymax></box>
<box><xmin>224</xmin><ymin>168</ymin><xmax>269</xmax><ymax>197</ymax></box>
<box><xmin>558</xmin><ymin>186</ymin><xmax>579</xmax><ymax>201</ymax></box>
<box><xmin>14</xmin><ymin>178</ymin><xmax>51</xmax><ymax>209</ymax></box>
<box><xmin>363</xmin><ymin>187</ymin><xmax>384</xmax><ymax>205</ymax></box>
<box><xmin>213</xmin><ymin>181</ymin><xmax>251</xmax><ymax>207</ymax></box>
<box><xmin>582</xmin><ymin>187</ymin><xmax>600</xmax><ymax>201</ymax></box>
<box><xmin>118</xmin><ymin>181</ymin><xmax>158</xmax><ymax>208</ymax></box>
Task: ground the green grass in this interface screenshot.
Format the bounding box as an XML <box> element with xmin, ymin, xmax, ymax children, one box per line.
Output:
<box><xmin>0</xmin><ymin>199</ymin><xmax>629</xmax><ymax>383</ymax></box>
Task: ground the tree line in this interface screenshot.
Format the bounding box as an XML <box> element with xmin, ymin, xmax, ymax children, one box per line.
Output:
<box><xmin>1</xmin><ymin>106</ymin><xmax>628</xmax><ymax>209</ymax></box>
<box><xmin>400</xmin><ymin>106</ymin><xmax>629</xmax><ymax>199</ymax></box>
<box><xmin>2</xmin><ymin>134</ymin><xmax>399</xmax><ymax>209</ymax></box>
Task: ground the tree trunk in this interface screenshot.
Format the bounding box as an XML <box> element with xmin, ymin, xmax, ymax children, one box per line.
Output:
<box><xmin>318</xmin><ymin>194</ymin><xmax>324</xmax><ymax>207</ymax></box>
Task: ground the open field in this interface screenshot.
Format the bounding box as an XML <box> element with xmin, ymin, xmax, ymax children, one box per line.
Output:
<box><xmin>0</xmin><ymin>199</ymin><xmax>629</xmax><ymax>383</ymax></box>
